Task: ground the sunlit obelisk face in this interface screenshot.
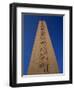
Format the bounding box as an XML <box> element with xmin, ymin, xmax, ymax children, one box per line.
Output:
<box><xmin>28</xmin><ymin>20</ymin><xmax>59</xmax><ymax>75</ymax></box>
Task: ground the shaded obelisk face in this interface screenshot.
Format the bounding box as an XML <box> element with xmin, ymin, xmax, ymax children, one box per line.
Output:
<box><xmin>28</xmin><ymin>20</ymin><xmax>59</xmax><ymax>75</ymax></box>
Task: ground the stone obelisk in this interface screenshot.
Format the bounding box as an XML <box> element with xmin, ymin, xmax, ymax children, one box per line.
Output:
<box><xmin>28</xmin><ymin>20</ymin><xmax>59</xmax><ymax>75</ymax></box>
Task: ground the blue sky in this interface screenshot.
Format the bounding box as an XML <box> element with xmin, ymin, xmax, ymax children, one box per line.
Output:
<box><xmin>22</xmin><ymin>13</ymin><xmax>63</xmax><ymax>75</ymax></box>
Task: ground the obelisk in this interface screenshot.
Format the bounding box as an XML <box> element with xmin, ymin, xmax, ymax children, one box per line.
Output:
<box><xmin>28</xmin><ymin>20</ymin><xmax>59</xmax><ymax>75</ymax></box>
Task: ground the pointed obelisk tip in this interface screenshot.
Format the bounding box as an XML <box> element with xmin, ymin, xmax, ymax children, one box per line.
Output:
<box><xmin>40</xmin><ymin>20</ymin><xmax>45</xmax><ymax>30</ymax></box>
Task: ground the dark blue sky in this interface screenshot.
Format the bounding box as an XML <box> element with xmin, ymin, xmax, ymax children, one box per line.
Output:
<box><xmin>22</xmin><ymin>13</ymin><xmax>63</xmax><ymax>75</ymax></box>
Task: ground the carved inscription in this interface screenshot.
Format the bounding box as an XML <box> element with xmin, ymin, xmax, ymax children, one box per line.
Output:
<box><xmin>39</xmin><ymin>21</ymin><xmax>49</xmax><ymax>73</ymax></box>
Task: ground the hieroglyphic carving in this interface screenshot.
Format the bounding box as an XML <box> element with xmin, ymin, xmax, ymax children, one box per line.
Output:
<box><xmin>39</xmin><ymin>21</ymin><xmax>49</xmax><ymax>73</ymax></box>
